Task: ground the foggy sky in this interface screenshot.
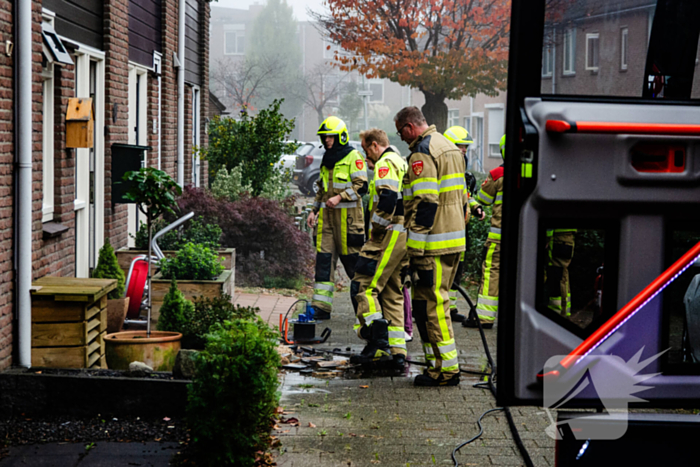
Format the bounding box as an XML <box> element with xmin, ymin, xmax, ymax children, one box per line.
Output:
<box><xmin>213</xmin><ymin>0</ymin><xmax>326</xmax><ymax>22</ymax></box>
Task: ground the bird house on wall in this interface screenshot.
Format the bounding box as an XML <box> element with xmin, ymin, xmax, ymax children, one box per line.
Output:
<box><xmin>66</xmin><ymin>97</ymin><xmax>94</xmax><ymax>148</ymax></box>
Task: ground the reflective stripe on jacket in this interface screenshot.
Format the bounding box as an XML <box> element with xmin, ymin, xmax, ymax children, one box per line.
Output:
<box><xmin>368</xmin><ymin>150</ymin><xmax>407</xmax><ymax>237</ymax></box>
<box><xmin>403</xmin><ymin>125</ymin><xmax>468</xmax><ymax>257</ymax></box>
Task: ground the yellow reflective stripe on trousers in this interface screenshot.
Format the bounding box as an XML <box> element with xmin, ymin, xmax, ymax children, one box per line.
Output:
<box><xmin>316</xmin><ymin>209</ymin><xmax>324</xmax><ymax>253</ymax></box>
<box><xmin>341</xmin><ymin>208</ymin><xmax>348</xmax><ymax>255</ymax></box>
<box><xmin>437</xmin><ymin>338</ymin><xmax>459</xmax><ymax>371</ymax></box>
<box><xmin>423</xmin><ymin>343</ymin><xmax>436</xmax><ymax>367</ymax></box>
<box><xmin>482</xmin><ymin>242</ymin><xmax>497</xmax><ymax>298</ymax></box>
<box><xmin>388</xmin><ymin>326</ymin><xmax>406</xmax><ymax>349</ymax></box>
<box><xmin>434</xmin><ymin>256</ymin><xmax>450</xmax><ymax>340</ymax></box>
<box><xmin>364</xmin><ymin>230</ymin><xmax>400</xmax><ymax>322</ymax></box>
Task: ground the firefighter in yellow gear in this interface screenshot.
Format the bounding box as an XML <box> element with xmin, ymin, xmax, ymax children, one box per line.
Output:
<box><xmin>350</xmin><ymin>129</ymin><xmax>409</xmax><ymax>369</ymax></box>
<box><xmin>545</xmin><ymin>229</ymin><xmax>577</xmax><ymax>317</ymax></box>
<box><xmin>306</xmin><ymin>117</ymin><xmax>368</xmax><ymax>319</ymax></box>
<box><xmin>396</xmin><ymin>107</ymin><xmax>470</xmax><ymax>387</ymax></box>
<box><xmin>464</xmin><ymin>134</ymin><xmax>506</xmax><ymax>329</ymax></box>
<box><xmin>444</xmin><ymin>126</ymin><xmax>485</xmax><ymax>323</ymax></box>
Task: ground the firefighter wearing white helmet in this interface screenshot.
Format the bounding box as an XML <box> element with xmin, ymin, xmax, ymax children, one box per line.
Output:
<box><xmin>306</xmin><ymin>116</ymin><xmax>368</xmax><ymax>319</ymax></box>
<box><xmin>464</xmin><ymin>134</ymin><xmax>506</xmax><ymax>329</ymax></box>
<box><xmin>444</xmin><ymin>126</ymin><xmax>485</xmax><ymax>324</ymax></box>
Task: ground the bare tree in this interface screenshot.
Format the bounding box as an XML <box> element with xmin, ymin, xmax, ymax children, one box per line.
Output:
<box><xmin>211</xmin><ymin>58</ymin><xmax>275</xmax><ymax>113</ymax></box>
<box><xmin>288</xmin><ymin>62</ymin><xmax>352</xmax><ymax>126</ymax></box>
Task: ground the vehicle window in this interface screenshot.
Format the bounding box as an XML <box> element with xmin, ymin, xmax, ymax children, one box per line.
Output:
<box><xmin>541</xmin><ymin>0</ymin><xmax>700</xmax><ymax>100</ymax></box>
<box><xmin>296</xmin><ymin>143</ymin><xmax>314</xmax><ymax>156</ymax></box>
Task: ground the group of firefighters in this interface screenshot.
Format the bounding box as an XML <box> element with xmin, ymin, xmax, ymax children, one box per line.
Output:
<box><xmin>305</xmin><ymin>106</ymin><xmax>573</xmax><ymax>387</ymax></box>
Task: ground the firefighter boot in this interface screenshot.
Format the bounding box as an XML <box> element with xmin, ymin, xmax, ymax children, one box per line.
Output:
<box><xmin>414</xmin><ymin>372</ymin><xmax>460</xmax><ymax>387</ymax></box>
<box><xmin>450</xmin><ymin>309</ymin><xmax>467</xmax><ymax>323</ymax></box>
<box><xmin>351</xmin><ymin>319</ymin><xmax>392</xmax><ymax>365</ymax></box>
<box><xmin>462</xmin><ymin>316</ymin><xmax>494</xmax><ymax>329</ymax></box>
<box><xmin>393</xmin><ymin>353</ymin><xmax>406</xmax><ymax>371</ymax></box>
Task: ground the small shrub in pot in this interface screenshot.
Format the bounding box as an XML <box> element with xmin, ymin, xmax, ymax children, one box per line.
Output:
<box><xmin>159</xmin><ymin>242</ymin><xmax>225</xmax><ymax>281</ymax></box>
<box><xmin>157</xmin><ymin>278</ymin><xmax>195</xmax><ymax>334</ymax></box>
<box><xmin>92</xmin><ymin>238</ymin><xmax>125</xmax><ymax>299</ymax></box>
<box><xmin>187</xmin><ymin>318</ymin><xmax>280</xmax><ymax>466</ymax></box>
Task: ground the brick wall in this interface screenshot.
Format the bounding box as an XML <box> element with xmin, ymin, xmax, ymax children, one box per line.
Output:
<box><xmin>103</xmin><ymin>0</ymin><xmax>130</xmax><ymax>249</ymax></box>
<box><xmin>160</xmin><ymin>0</ymin><xmax>178</xmax><ymax>180</ymax></box>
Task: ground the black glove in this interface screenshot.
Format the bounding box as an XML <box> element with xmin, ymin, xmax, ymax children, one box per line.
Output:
<box><xmin>465</xmin><ymin>171</ymin><xmax>477</xmax><ymax>196</ymax></box>
<box><xmin>474</xmin><ymin>205</ymin><xmax>484</xmax><ymax>219</ymax></box>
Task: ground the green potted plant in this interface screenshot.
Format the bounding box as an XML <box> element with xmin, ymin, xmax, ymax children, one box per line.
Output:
<box><xmin>92</xmin><ymin>238</ymin><xmax>129</xmax><ymax>334</ymax></box>
<box><xmin>104</xmin><ymin>168</ymin><xmax>183</xmax><ymax>372</ymax></box>
<box><xmin>115</xmin><ymin>217</ymin><xmax>235</xmax><ymax>276</ymax></box>
<box><xmin>150</xmin><ymin>243</ymin><xmax>233</xmax><ymax>322</ymax></box>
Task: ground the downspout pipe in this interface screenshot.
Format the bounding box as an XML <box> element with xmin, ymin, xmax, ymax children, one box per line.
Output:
<box><xmin>16</xmin><ymin>0</ymin><xmax>32</xmax><ymax>368</ymax></box>
<box><xmin>177</xmin><ymin>0</ymin><xmax>185</xmax><ymax>186</ymax></box>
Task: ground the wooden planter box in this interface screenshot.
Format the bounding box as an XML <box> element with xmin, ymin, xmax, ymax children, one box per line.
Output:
<box><xmin>116</xmin><ymin>247</ymin><xmax>235</xmax><ymax>276</ymax></box>
<box><xmin>30</xmin><ymin>277</ymin><xmax>115</xmax><ymax>369</ymax></box>
<box><xmin>149</xmin><ymin>270</ymin><xmax>235</xmax><ymax>324</ymax></box>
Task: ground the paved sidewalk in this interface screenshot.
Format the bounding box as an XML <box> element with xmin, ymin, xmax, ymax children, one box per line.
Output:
<box><xmin>272</xmin><ymin>293</ymin><xmax>555</xmax><ymax>467</ymax></box>
<box><xmin>234</xmin><ymin>291</ymin><xmax>301</xmax><ymax>327</ymax></box>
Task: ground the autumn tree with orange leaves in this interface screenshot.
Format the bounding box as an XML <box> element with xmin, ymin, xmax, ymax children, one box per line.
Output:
<box><xmin>314</xmin><ymin>0</ymin><xmax>510</xmax><ymax>132</ymax></box>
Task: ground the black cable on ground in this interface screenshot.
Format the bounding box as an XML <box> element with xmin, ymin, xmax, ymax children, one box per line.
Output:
<box><xmin>453</xmin><ymin>285</ymin><xmax>535</xmax><ymax>467</ymax></box>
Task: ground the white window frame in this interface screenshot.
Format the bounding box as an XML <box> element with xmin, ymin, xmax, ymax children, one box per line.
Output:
<box><xmin>127</xmin><ymin>63</ymin><xmax>149</xmax><ymax>248</ymax></box>
<box><xmin>463</xmin><ymin>116</ymin><xmax>471</xmax><ymax>134</ymax></box>
<box><xmin>224</xmin><ymin>26</ymin><xmax>245</xmax><ymax>55</ymax></box>
<box><xmin>585</xmin><ymin>33</ymin><xmax>599</xmax><ymax>71</ymax></box>
<box><xmin>191</xmin><ymin>85</ymin><xmax>201</xmax><ymax>187</ymax></box>
<box><xmin>70</xmin><ymin>43</ymin><xmax>105</xmax><ymax>277</ymax></box>
<box><xmin>368</xmin><ymin>78</ymin><xmax>384</xmax><ymax>103</ymax></box>
<box><xmin>563</xmin><ymin>27</ymin><xmax>576</xmax><ymax>75</ymax></box>
<box><xmin>128</xmin><ymin>64</ymin><xmax>149</xmax><ymax>147</ymax></box>
<box><xmin>621</xmin><ymin>27</ymin><xmax>629</xmax><ymax>71</ymax></box>
<box><xmin>487</xmin><ymin>106</ymin><xmax>504</xmax><ymax>159</ymax></box>
<box><xmin>42</xmin><ymin>11</ymin><xmax>55</xmax><ymax>223</ymax></box>
<box><xmin>448</xmin><ymin>109</ymin><xmax>459</xmax><ymax>128</ymax></box>
<box><xmin>542</xmin><ymin>42</ymin><xmax>553</xmax><ymax>77</ymax></box>
<box><xmin>471</xmin><ymin>114</ymin><xmax>484</xmax><ymax>172</ymax></box>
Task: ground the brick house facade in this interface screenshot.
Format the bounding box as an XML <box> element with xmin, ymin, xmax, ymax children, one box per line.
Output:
<box><xmin>0</xmin><ymin>0</ymin><xmax>210</xmax><ymax>370</ymax></box>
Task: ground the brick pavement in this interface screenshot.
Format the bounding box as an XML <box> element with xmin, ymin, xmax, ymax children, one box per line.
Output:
<box><xmin>234</xmin><ymin>291</ymin><xmax>301</xmax><ymax>328</ymax></box>
<box><xmin>270</xmin><ymin>292</ymin><xmax>556</xmax><ymax>467</ymax></box>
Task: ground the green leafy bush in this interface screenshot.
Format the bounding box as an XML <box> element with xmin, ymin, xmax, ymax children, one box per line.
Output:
<box><xmin>177</xmin><ymin>187</ymin><xmax>314</xmax><ymax>286</ymax></box>
<box><xmin>182</xmin><ymin>217</ymin><xmax>223</xmax><ymax>249</ymax></box>
<box><xmin>202</xmin><ymin>100</ymin><xmax>297</xmax><ymax>195</ymax></box>
<box><xmin>159</xmin><ymin>242</ymin><xmax>225</xmax><ymax>281</ymax></box>
<box><xmin>184</xmin><ymin>295</ymin><xmax>258</xmax><ymax>349</ymax></box>
<box><xmin>132</xmin><ymin>218</ymin><xmax>179</xmax><ymax>250</ymax></box>
<box><xmin>133</xmin><ymin>216</ymin><xmax>222</xmax><ymax>251</ymax></box>
<box><xmin>211</xmin><ymin>166</ymin><xmax>252</xmax><ymax>202</ymax></box>
<box><xmin>187</xmin><ymin>319</ymin><xmax>280</xmax><ymax>466</ymax></box>
<box><xmin>258</xmin><ymin>169</ymin><xmax>293</xmax><ymax>201</ymax></box>
<box><xmin>263</xmin><ymin>275</ymin><xmax>304</xmax><ymax>290</ymax></box>
<box><xmin>157</xmin><ymin>279</ymin><xmax>195</xmax><ymax>334</ymax></box>
<box><xmin>92</xmin><ymin>238</ymin><xmax>125</xmax><ymax>299</ymax></box>
<box><xmin>212</xmin><ymin>165</ymin><xmax>293</xmax><ymax>203</ymax></box>
<box><xmin>462</xmin><ymin>171</ymin><xmax>490</xmax><ymax>283</ymax></box>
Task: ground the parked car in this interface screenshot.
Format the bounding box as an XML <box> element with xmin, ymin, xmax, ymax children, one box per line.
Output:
<box><xmin>275</xmin><ymin>141</ymin><xmax>309</xmax><ymax>173</ymax></box>
<box><xmin>293</xmin><ymin>141</ymin><xmax>375</xmax><ymax>196</ymax></box>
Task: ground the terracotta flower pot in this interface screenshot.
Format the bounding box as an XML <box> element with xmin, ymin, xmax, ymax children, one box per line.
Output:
<box><xmin>106</xmin><ymin>297</ymin><xmax>130</xmax><ymax>334</ymax></box>
<box><xmin>104</xmin><ymin>331</ymin><xmax>182</xmax><ymax>372</ymax></box>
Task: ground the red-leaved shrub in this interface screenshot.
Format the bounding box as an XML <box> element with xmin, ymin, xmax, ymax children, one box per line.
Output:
<box><xmin>176</xmin><ymin>187</ymin><xmax>314</xmax><ymax>286</ymax></box>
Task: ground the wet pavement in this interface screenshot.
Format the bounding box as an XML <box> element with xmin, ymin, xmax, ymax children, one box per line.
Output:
<box><xmin>275</xmin><ymin>292</ymin><xmax>555</xmax><ymax>467</ymax></box>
